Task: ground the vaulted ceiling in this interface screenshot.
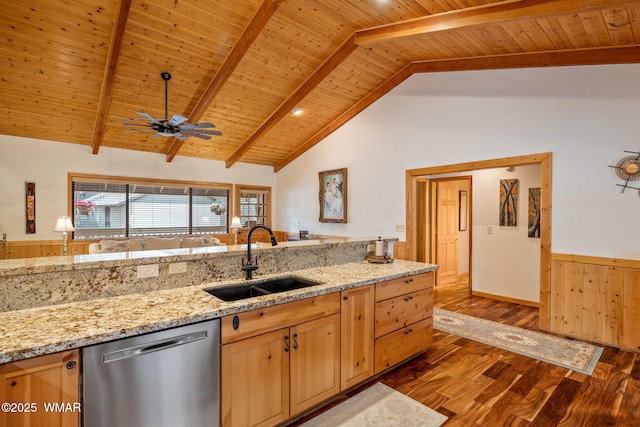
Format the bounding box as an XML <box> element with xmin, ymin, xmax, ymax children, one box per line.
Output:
<box><xmin>2</xmin><ymin>0</ymin><xmax>640</xmax><ymax>171</ymax></box>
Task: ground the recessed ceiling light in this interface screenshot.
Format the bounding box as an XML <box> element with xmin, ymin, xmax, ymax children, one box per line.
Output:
<box><xmin>291</xmin><ymin>107</ymin><xmax>303</xmax><ymax>115</ymax></box>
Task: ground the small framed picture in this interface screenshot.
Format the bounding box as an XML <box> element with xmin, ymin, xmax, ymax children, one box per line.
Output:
<box><xmin>319</xmin><ymin>168</ymin><xmax>347</xmax><ymax>223</ymax></box>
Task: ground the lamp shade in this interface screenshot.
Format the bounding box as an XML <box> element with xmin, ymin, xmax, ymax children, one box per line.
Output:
<box><xmin>230</xmin><ymin>216</ymin><xmax>242</xmax><ymax>229</ymax></box>
<box><xmin>54</xmin><ymin>216</ymin><xmax>75</xmax><ymax>232</ymax></box>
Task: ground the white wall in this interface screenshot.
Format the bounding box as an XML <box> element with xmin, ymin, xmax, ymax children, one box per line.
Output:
<box><xmin>0</xmin><ymin>136</ymin><xmax>276</xmax><ymax>240</ymax></box>
<box><xmin>276</xmin><ymin>64</ymin><xmax>640</xmax><ymax>301</ymax></box>
<box><xmin>471</xmin><ymin>165</ymin><xmax>541</xmax><ymax>302</ymax></box>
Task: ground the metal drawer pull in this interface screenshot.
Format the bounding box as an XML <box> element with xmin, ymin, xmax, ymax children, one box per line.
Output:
<box><xmin>102</xmin><ymin>331</ymin><xmax>207</xmax><ymax>363</ymax></box>
<box><xmin>404</xmin><ymin>328</ymin><xmax>414</xmax><ymax>335</ymax></box>
<box><xmin>404</xmin><ymin>278</ymin><xmax>414</xmax><ymax>284</ymax></box>
<box><xmin>284</xmin><ymin>335</ymin><xmax>290</xmax><ymax>352</ymax></box>
<box><xmin>293</xmin><ymin>333</ymin><xmax>299</xmax><ymax>350</ymax></box>
<box><xmin>404</xmin><ymin>296</ymin><xmax>413</xmax><ymax>302</ymax></box>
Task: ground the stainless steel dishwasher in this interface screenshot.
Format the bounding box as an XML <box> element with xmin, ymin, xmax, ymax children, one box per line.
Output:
<box><xmin>82</xmin><ymin>319</ymin><xmax>220</xmax><ymax>427</ymax></box>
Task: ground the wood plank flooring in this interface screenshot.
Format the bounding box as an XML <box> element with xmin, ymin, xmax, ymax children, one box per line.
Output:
<box><xmin>287</xmin><ymin>279</ymin><xmax>640</xmax><ymax>426</ymax></box>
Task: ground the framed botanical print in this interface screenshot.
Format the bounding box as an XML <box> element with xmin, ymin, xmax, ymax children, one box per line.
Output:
<box><xmin>319</xmin><ymin>168</ymin><xmax>347</xmax><ymax>223</ymax></box>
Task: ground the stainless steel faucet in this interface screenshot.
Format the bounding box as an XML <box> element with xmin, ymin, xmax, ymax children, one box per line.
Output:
<box><xmin>241</xmin><ymin>225</ymin><xmax>278</xmax><ymax>280</ymax></box>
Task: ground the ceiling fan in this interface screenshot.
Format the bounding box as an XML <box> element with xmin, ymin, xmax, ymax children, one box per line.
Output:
<box><xmin>123</xmin><ymin>72</ymin><xmax>222</xmax><ymax>141</ymax></box>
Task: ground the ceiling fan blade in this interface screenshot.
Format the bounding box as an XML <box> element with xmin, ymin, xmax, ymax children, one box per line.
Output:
<box><xmin>168</xmin><ymin>115</ymin><xmax>188</xmax><ymax>126</ymax></box>
<box><xmin>182</xmin><ymin>129</ymin><xmax>222</xmax><ymax>136</ymax></box>
<box><xmin>192</xmin><ymin>133</ymin><xmax>212</xmax><ymax>141</ymax></box>
<box><xmin>180</xmin><ymin>122</ymin><xmax>215</xmax><ymax>129</ymax></box>
<box><xmin>136</xmin><ymin>111</ymin><xmax>161</xmax><ymax>125</ymax></box>
<box><xmin>174</xmin><ymin>133</ymin><xmax>189</xmax><ymax>141</ymax></box>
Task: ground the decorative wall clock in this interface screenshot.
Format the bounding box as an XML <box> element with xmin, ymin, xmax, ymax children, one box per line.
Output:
<box><xmin>609</xmin><ymin>151</ymin><xmax>640</xmax><ymax>194</ymax></box>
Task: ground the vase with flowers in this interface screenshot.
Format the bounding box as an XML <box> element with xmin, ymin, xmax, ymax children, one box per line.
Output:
<box><xmin>75</xmin><ymin>200</ymin><xmax>96</xmax><ymax>216</ymax></box>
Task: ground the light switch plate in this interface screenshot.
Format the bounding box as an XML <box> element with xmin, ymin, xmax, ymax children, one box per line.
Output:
<box><xmin>169</xmin><ymin>262</ymin><xmax>187</xmax><ymax>274</ymax></box>
<box><xmin>137</xmin><ymin>264</ymin><xmax>159</xmax><ymax>279</ymax></box>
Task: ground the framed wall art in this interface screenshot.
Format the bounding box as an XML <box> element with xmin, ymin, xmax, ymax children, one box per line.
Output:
<box><xmin>319</xmin><ymin>168</ymin><xmax>347</xmax><ymax>223</ymax></box>
<box><xmin>499</xmin><ymin>178</ymin><xmax>518</xmax><ymax>227</ymax></box>
<box><xmin>26</xmin><ymin>182</ymin><xmax>36</xmax><ymax>234</ymax></box>
<box><xmin>528</xmin><ymin>187</ymin><xmax>541</xmax><ymax>238</ymax></box>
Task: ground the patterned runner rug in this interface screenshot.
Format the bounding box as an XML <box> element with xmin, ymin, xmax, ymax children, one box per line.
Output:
<box><xmin>300</xmin><ymin>382</ymin><xmax>447</xmax><ymax>427</ymax></box>
<box><xmin>433</xmin><ymin>307</ymin><xmax>604</xmax><ymax>375</ymax></box>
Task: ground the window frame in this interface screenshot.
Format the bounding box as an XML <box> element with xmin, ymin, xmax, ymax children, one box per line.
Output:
<box><xmin>68</xmin><ymin>173</ymin><xmax>233</xmax><ymax>240</ymax></box>
<box><xmin>234</xmin><ymin>185</ymin><xmax>272</xmax><ymax>229</ymax></box>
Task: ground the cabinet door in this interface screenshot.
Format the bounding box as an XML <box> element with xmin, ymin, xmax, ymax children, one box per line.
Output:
<box><xmin>290</xmin><ymin>314</ymin><xmax>341</xmax><ymax>416</ymax></box>
<box><xmin>0</xmin><ymin>349</ymin><xmax>79</xmax><ymax>427</ymax></box>
<box><xmin>221</xmin><ymin>328</ymin><xmax>290</xmax><ymax>427</ymax></box>
<box><xmin>341</xmin><ymin>286</ymin><xmax>374</xmax><ymax>390</ymax></box>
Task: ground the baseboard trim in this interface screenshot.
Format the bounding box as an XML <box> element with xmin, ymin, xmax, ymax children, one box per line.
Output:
<box><xmin>472</xmin><ymin>290</ymin><xmax>539</xmax><ymax>308</ymax></box>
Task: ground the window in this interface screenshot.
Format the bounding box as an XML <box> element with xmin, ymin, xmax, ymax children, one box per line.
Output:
<box><xmin>70</xmin><ymin>174</ymin><xmax>231</xmax><ymax>240</ymax></box>
<box><xmin>235</xmin><ymin>185</ymin><xmax>271</xmax><ymax>228</ymax></box>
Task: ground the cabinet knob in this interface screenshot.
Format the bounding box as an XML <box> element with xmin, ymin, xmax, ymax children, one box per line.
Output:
<box><xmin>404</xmin><ymin>296</ymin><xmax>413</xmax><ymax>302</ymax></box>
<box><xmin>66</xmin><ymin>361</ymin><xmax>77</xmax><ymax>370</ymax></box>
<box><xmin>343</xmin><ymin>295</ymin><xmax>348</xmax><ymax>300</ymax></box>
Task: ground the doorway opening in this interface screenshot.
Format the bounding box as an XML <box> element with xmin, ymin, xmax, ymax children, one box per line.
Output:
<box><xmin>405</xmin><ymin>153</ymin><xmax>552</xmax><ymax>327</ymax></box>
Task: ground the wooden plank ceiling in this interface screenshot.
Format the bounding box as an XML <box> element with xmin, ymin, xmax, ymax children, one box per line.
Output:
<box><xmin>2</xmin><ymin>0</ymin><xmax>640</xmax><ymax>171</ymax></box>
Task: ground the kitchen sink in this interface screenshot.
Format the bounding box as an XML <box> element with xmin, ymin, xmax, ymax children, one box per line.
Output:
<box><xmin>205</xmin><ymin>276</ymin><xmax>322</xmax><ymax>302</ymax></box>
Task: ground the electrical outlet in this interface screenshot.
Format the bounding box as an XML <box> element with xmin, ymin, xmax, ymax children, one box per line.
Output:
<box><xmin>396</xmin><ymin>224</ymin><xmax>405</xmax><ymax>232</ymax></box>
<box><xmin>137</xmin><ymin>264</ymin><xmax>159</xmax><ymax>279</ymax></box>
<box><xmin>169</xmin><ymin>262</ymin><xmax>187</xmax><ymax>274</ymax></box>
<box><xmin>487</xmin><ymin>226</ymin><xmax>493</xmax><ymax>235</ymax></box>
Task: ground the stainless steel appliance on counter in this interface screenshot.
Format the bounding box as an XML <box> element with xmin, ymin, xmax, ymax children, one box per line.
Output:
<box><xmin>83</xmin><ymin>319</ymin><xmax>220</xmax><ymax>427</ymax></box>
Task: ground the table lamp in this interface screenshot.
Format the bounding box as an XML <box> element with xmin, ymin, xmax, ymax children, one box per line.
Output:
<box><xmin>230</xmin><ymin>216</ymin><xmax>242</xmax><ymax>245</ymax></box>
<box><xmin>54</xmin><ymin>216</ymin><xmax>75</xmax><ymax>256</ymax></box>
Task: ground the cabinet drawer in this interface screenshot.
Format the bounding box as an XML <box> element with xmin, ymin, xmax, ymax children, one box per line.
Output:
<box><xmin>374</xmin><ymin>289</ymin><xmax>432</xmax><ymax>338</ymax></box>
<box><xmin>374</xmin><ymin>319</ymin><xmax>432</xmax><ymax>374</ymax></box>
<box><xmin>221</xmin><ymin>293</ymin><xmax>340</xmax><ymax>344</ymax></box>
<box><xmin>375</xmin><ymin>272</ymin><xmax>434</xmax><ymax>302</ymax></box>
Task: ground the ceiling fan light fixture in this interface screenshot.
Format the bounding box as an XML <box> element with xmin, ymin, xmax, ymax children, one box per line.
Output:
<box><xmin>122</xmin><ymin>72</ymin><xmax>222</xmax><ymax>140</ymax></box>
<box><xmin>291</xmin><ymin>107</ymin><xmax>303</xmax><ymax>116</ymax></box>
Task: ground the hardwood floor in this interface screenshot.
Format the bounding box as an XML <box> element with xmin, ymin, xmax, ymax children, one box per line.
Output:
<box><xmin>288</xmin><ymin>279</ymin><xmax>640</xmax><ymax>426</ymax></box>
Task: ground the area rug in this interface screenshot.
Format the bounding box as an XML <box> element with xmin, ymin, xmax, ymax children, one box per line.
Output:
<box><xmin>433</xmin><ymin>307</ymin><xmax>604</xmax><ymax>375</ymax></box>
<box><xmin>300</xmin><ymin>382</ymin><xmax>447</xmax><ymax>427</ymax></box>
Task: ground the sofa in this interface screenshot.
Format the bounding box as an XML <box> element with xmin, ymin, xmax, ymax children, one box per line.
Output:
<box><xmin>88</xmin><ymin>235</ymin><xmax>225</xmax><ymax>254</ymax></box>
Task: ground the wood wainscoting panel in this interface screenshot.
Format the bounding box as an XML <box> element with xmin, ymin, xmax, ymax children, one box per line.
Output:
<box><xmin>548</xmin><ymin>253</ymin><xmax>640</xmax><ymax>352</ymax></box>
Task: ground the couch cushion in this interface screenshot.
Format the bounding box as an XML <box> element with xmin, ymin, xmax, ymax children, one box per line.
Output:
<box><xmin>143</xmin><ymin>236</ymin><xmax>181</xmax><ymax>250</ymax></box>
<box><xmin>124</xmin><ymin>239</ymin><xmax>144</xmax><ymax>252</ymax></box>
<box><xmin>202</xmin><ymin>235</ymin><xmax>223</xmax><ymax>246</ymax></box>
<box><xmin>98</xmin><ymin>239</ymin><xmax>126</xmax><ymax>253</ymax></box>
<box><xmin>180</xmin><ymin>237</ymin><xmax>204</xmax><ymax>248</ymax></box>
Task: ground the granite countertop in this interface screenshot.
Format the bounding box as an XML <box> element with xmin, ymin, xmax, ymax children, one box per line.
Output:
<box><xmin>0</xmin><ymin>259</ymin><xmax>436</xmax><ymax>364</ymax></box>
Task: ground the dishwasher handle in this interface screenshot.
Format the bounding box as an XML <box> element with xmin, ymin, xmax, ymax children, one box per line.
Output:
<box><xmin>102</xmin><ymin>331</ymin><xmax>208</xmax><ymax>364</ymax></box>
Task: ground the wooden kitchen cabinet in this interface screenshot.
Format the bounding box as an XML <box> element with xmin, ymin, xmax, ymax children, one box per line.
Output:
<box><xmin>340</xmin><ymin>285</ymin><xmax>374</xmax><ymax>390</ymax></box>
<box><xmin>374</xmin><ymin>272</ymin><xmax>434</xmax><ymax>374</ymax></box>
<box><xmin>221</xmin><ymin>328</ymin><xmax>290</xmax><ymax>427</ymax></box>
<box><xmin>0</xmin><ymin>349</ymin><xmax>80</xmax><ymax>427</ymax></box>
<box><xmin>221</xmin><ymin>294</ymin><xmax>341</xmax><ymax>427</ymax></box>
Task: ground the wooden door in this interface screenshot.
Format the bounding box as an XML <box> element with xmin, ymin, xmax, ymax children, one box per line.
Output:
<box><xmin>436</xmin><ymin>181</ymin><xmax>459</xmax><ymax>285</ymax></box>
<box><xmin>289</xmin><ymin>314</ymin><xmax>341</xmax><ymax>416</ymax></box>
<box><xmin>0</xmin><ymin>349</ymin><xmax>79</xmax><ymax>427</ymax></box>
<box><xmin>221</xmin><ymin>328</ymin><xmax>290</xmax><ymax>427</ymax></box>
<box><xmin>340</xmin><ymin>286</ymin><xmax>374</xmax><ymax>390</ymax></box>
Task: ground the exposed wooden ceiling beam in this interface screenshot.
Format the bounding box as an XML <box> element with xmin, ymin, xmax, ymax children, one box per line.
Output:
<box><xmin>165</xmin><ymin>0</ymin><xmax>284</xmax><ymax>162</ymax></box>
<box><xmin>355</xmin><ymin>0</ymin><xmax>640</xmax><ymax>44</ymax></box>
<box><xmin>411</xmin><ymin>45</ymin><xmax>640</xmax><ymax>73</ymax></box>
<box><xmin>273</xmin><ymin>64</ymin><xmax>413</xmax><ymax>172</ymax></box>
<box><xmin>225</xmin><ymin>34</ymin><xmax>359</xmax><ymax>169</ymax></box>
<box><xmin>90</xmin><ymin>0</ymin><xmax>132</xmax><ymax>155</ymax></box>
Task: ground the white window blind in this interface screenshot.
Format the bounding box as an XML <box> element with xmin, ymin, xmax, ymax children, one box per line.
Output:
<box><xmin>72</xmin><ymin>179</ymin><xmax>229</xmax><ymax>239</ymax></box>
